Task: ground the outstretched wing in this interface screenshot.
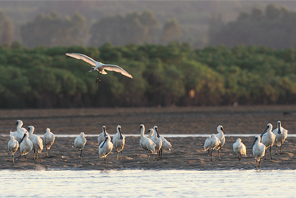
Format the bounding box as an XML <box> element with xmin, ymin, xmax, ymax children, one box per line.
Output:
<box><xmin>65</xmin><ymin>53</ymin><xmax>97</xmax><ymax>66</ymax></box>
<box><xmin>103</xmin><ymin>64</ymin><xmax>133</xmax><ymax>79</ymax></box>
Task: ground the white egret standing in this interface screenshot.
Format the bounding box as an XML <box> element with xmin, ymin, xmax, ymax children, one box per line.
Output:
<box><xmin>74</xmin><ymin>132</ymin><xmax>87</xmax><ymax>163</ymax></box>
<box><xmin>260</xmin><ymin>123</ymin><xmax>276</xmax><ymax>159</ymax></box>
<box><xmin>154</xmin><ymin>126</ymin><xmax>172</xmax><ymax>159</ymax></box>
<box><xmin>204</xmin><ymin>134</ymin><xmax>220</xmax><ymax>161</ymax></box>
<box><xmin>10</xmin><ymin>120</ymin><xmax>26</xmax><ymax>143</ymax></box>
<box><xmin>250</xmin><ymin>135</ymin><xmax>266</xmax><ymax>170</ymax></box>
<box><xmin>232</xmin><ymin>138</ymin><xmax>246</xmax><ymax>163</ymax></box>
<box><xmin>28</xmin><ymin>126</ymin><xmax>43</xmax><ymax>160</ymax></box>
<box><xmin>19</xmin><ymin>132</ymin><xmax>33</xmax><ymax>162</ymax></box>
<box><xmin>98</xmin><ymin>126</ymin><xmax>109</xmax><ymax>145</ymax></box>
<box><xmin>146</xmin><ymin>128</ymin><xmax>154</xmax><ymax>138</ymax></box>
<box><xmin>65</xmin><ymin>53</ymin><xmax>133</xmax><ymax>83</ymax></box>
<box><xmin>216</xmin><ymin>125</ymin><xmax>226</xmax><ymax>160</ymax></box>
<box><xmin>273</xmin><ymin>121</ymin><xmax>288</xmax><ymax>154</ymax></box>
<box><xmin>112</xmin><ymin>125</ymin><xmax>125</xmax><ymax>160</ymax></box>
<box><xmin>99</xmin><ymin>135</ymin><xmax>113</xmax><ymax>168</ymax></box>
<box><xmin>149</xmin><ymin>128</ymin><xmax>162</xmax><ymax>160</ymax></box>
<box><xmin>8</xmin><ymin>136</ymin><xmax>19</xmax><ymax>164</ymax></box>
<box><xmin>44</xmin><ymin>128</ymin><xmax>55</xmax><ymax>157</ymax></box>
<box><xmin>136</xmin><ymin>124</ymin><xmax>156</xmax><ymax>163</ymax></box>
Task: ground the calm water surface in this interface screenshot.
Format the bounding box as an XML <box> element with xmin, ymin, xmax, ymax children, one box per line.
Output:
<box><xmin>1</xmin><ymin>170</ymin><xmax>295</xmax><ymax>197</ymax></box>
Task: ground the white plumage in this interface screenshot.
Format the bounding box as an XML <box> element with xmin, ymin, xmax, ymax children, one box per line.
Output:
<box><xmin>215</xmin><ymin>125</ymin><xmax>226</xmax><ymax>160</ymax></box>
<box><xmin>251</xmin><ymin>135</ymin><xmax>266</xmax><ymax>170</ymax></box>
<box><xmin>233</xmin><ymin>138</ymin><xmax>246</xmax><ymax>163</ymax></box>
<box><xmin>99</xmin><ymin>134</ymin><xmax>113</xmax><ymax>168</ymax></box>
<box><xmin>8</xmin><ymin>135</ymin><xmax>19</xmax><ymax>164</ymax></box>
<box><xmin>10</xmin><ymin>120</ymin><xmax>26</xmax><ymax>143</ymax></box>
<box><xmin>153</xmin><ymin>126</ymin><xmax>172</xmax><ymax>159</ymax></box>
<box><xmin>204</xmin><ymin>134</ymin><xmax>219</xmax><ymax>161</ymax></box>
<box><xmin>98</xmin><ymin>126</ymin><xmax>109</xmax><ymax>145</ymax></box>
<box><xmin>65</xmin><ymin>53</ymin><xmax>133</xmax><ymax>82</ymax></box>
<box><xmin>273</xmin><ymin>121</ymin><xmax>288</xmax><ymax>154</ymax></box>
<box><xmin>112</xmin><ymin>125</ymin><xmax>125</xmax><ymax>160</ymax></box>
<box><xmin>149</xmin><ymin>128</ymin><xmax>162</xmax><ymax>160</ymax></box>
<box><xmin>19</xmin><ymin>132</ymin><xmax>33</xmax><ymax>161</ymax></box>
<box><xmin>28</xmin><ymin>126</ymin><xmax>43</xmax><ymax>160</ymax></box>
<box><xmin>137</xmin><ymin>124</ymin><xmax>156</xmax><ymax>163</ymax></box>
<box><xmin>74</xmin><ymin>132</ymin><xmax>87</xmax><ymax>163</ymax></box>
<box><xmin>260</xmin><ymin>123</ymin><xmax>276</xmax><ymax>159</ymax></box>
<box><xmin>44</xmin><ymin>128</ymin><xmax>55</xmax><ymax>157</ymax></box>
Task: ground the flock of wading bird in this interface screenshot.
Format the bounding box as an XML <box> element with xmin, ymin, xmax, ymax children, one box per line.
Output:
<box><xmin>7</xmin><ymin>120</ymin><xmax>172</xmax><ymax>168</ymax></box>
<box><xmin>7</xmin><ymin>119</ymin><xmax>288</xmax><ymax>170</ymax></box>
<box><xmin>205</xmin><ymin>121</ymin><xmax>288</xmax><ymax>170</ymax></box>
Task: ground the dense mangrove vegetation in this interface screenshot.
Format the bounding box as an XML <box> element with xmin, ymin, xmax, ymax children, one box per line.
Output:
<box><xmin>0</xmin><ymin>42</ymin><xmax>296</xmax><ymax>108</ymax></box>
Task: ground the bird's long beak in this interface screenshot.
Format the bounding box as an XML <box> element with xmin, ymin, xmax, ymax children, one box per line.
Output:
<box><xmin>10</xmin><ymin>122</ymin><xmax>17</xmax><ymax>131</ymax></box>
<box><xmin>135</xmin><ymin>127</ymin><xmax>140</xmax><ymax>134</ymax></box>
<box><xmin>250</xmin><ymin>138</ymin><xmax>257</xmax><ymax>148</ymax></box>
<box><xmin>260</xmin><ymin>126</ymin><xmax>268</xmax><ymax>138</ymax></box>
<box><xmin>88</xmin><ymin>68</ymin><xmax>94</xmax><ymax>73</ymax></box>
<box><xmin>19</xmin><ymin>133</ymin><xmax>27</xmax><ymax>144</ymax></box>
<box><xmin>100</xmin><ymin>137</ymin><xmax>108</xmax><ymax>149</ymax></box>
<box><xmin>119</xmin><ymin>128</ymin><xmax>123</xmax><ymax>140</ymax></box>
<box><xmin>221</xmin><ymin>128</ymin><xmax>226</xmax><ymax>134</ymax></box>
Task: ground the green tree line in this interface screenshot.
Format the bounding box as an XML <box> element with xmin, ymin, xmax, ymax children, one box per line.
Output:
<box><xmin>0</xmin><ymin>42</ymin><xmax>296</xmax><ymax>108</ymax></box>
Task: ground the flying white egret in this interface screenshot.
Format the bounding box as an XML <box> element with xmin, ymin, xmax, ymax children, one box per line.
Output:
<box><xmin>149</xmin><ymin>128</ymin><xmax>162</xmax><ymax>160</ymax></box>
<box><xmin>215</xmin><ymin>125</ymin><xmax>226</xmax><ymax>160</ymax></box>
<box><xmin>250</xmin><ymin>135</ymin><xmax>266</xmax><ymax>170</ymax></box>
<box><xmin>204</xmin><ymin>134</ymin><xmax>219</xmax><ymax>161</ymax></box>
<box><xmin>65</xmin><ymin>53</ymin><xmax>133</xmax><ymax>83</ymax></box>
<box><xmin>44</xmin><ymin>128</ymin><xmax>55</xmax><ymax>157</ymax></box>
<box><xmin>19</xmin><ymin>132</ymin><xmax>33</xmax><ymax>162</ymax></box>
<box><xmin>8</xmin><ymin>135</ymin><xmax>19</xmax><ymax>164</ymax></box>
<box><xmin>232</xmin><ymin>138</ymin><xmax>246</xmax><ymax>163</ymax></box>
<box><xmin>99</xmin><ymin>135</ymin><xmax>114</xmax><ymax>168</ymax></box>
<box><xmin>273</xmin><ymin>121</ymin><xmax>288</xmax><ymax>154</ymax></box>
<box><xmin>98</xmin><ymin>126</ymin><xmax>109</xmax><ymax>145</ymax></box>
<box><xmin>27</xmin><ymin>126</ymin><xmax>43</xmax><ymax>160</ymax></box>
<box><xmin>136</xmin><ymin>124</ymin><xmax>156</xmax><ymax>163</ymax></box>
<box><xmin>153</xmin><ymin>126</ymin><xmax>172</xmax><ymax>159</ymax></box>
<box><xmin>260</xmin><ymin>123</ymin><xmax>276</xmax><ymax>159</ymax></box>
<box><xmin>112</xmin><ymin>125</ymin><xmax>125</xmax><ymax>160</ymax></box>
<box><xmin>74</xmin><ymin>132</ymin><xmax>87</xmax><ymax>163</ymax></box>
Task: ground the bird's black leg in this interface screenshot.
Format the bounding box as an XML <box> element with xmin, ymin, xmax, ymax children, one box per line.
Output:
<box><xmin>211</xmin><ymin>149</ymin><xmax>213</xmax><ymax>161</ymax></box>
<box><xmin>80</xmin><ymin>150</ymin><xmax>83</xmax><ymax>163</ymax></box>
<box><xmin>280</xmin><ymin>143</ymin><xmax>283</xmax><ymax>154</ymax></box>
<box><xmin>96</xmin><ymin>73</ymin><xmax>101</xmax><ymax>84</ymax></box>
<box><xmin>218</xmin><ymin>149</ymin><xmax>221</xmax><ymax>161</ymax></box>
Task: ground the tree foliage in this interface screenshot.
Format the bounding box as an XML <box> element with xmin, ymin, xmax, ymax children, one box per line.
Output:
<box><xmin>89</xmin><ymin>10</ymin><xmax>160</xmax><ymax>46</ymax></box>
<box><xmin>0</xmin><ymin>43</ymin><xmax>296</xmax><ymax>108</ymax></box>
<box><xmin>20</xmin><ymin>12</ymin><xmax>88</xmax><ymax>48</ymax></box>
<box><xmin>209</xmin><ymin>4</ymin><xmax>296</xmax><ymax>49</ymax></box>
<box><xmin>0</xmin><ymin>11</ymin><xmax>13</xmax><ymax>45</ymax></box>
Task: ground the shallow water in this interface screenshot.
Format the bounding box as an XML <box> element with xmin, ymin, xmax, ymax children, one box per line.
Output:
<box><xmin>1</xmin><ymin>170</ymin><xmax>295</xmax><ymax>197</ymax></box>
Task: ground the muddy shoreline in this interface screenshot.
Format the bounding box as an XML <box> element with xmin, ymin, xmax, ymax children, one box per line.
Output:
<box><xmin>0</xmin><ymin>106</ymin><xmax>295</xmax><ymax>170</ymax></box>
<box><xmin>0</xmin><ymin>136</ymin><xmax>295</xmax><ymax>170</ymax></box>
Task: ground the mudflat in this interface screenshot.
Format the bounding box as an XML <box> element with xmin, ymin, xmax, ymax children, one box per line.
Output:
<box><xmin>0</xmin><ymin>105</ymin><xmax>295</xmax><ymax>170</ymax></box>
